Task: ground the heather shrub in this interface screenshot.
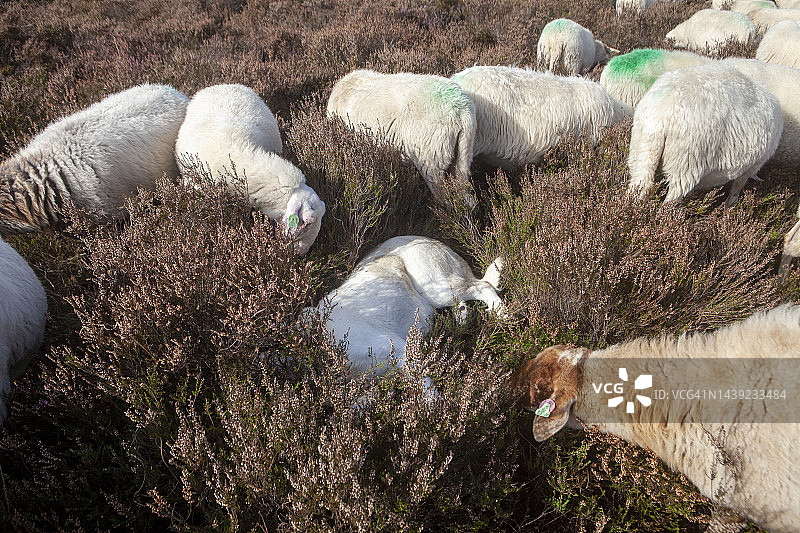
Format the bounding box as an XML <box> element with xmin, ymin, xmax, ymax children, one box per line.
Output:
<box><xmin>472</xmin><ymin>123</ymin><xmax>785</xmax><ymax>348</ymax></box>
<box><xmin>1</xmin><ymin>169</ymin><xmax>520</xmax><ymax>531</ymax></box>
<box><xmin>283</xmin><ymin>100</ymin><xmax>438</xmax><ymax>275</ymax></box>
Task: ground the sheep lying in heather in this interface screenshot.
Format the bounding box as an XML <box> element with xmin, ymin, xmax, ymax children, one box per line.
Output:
<box><xmin>0</xmin><ymin>84</ymin><xmax>189</xmax><ymax>234</ymax></box>
<box><xmin>536</xmin><ymin>18</ymin><xmax>614</xmax><ymax>76</ymax></box>
<box><xmin>749</xmin><ymin>7</ymin><xmax>800</xmax><ymax>32</ymax></box>
<box><xmin>756</xmin><ymin>19</ymin><xmax>800</xmax><ymax>68</ymax></box>
<box><xmin>510</xmin><ymin>305</ymin><xmax>800</xmax><ymax>533</ymax></box>
<box><xmin>665</xmin><ymin>9</ymin><xmax>758</xmax><ymax>53</ymax></box>
<box><xmin>599</xmin><ymin>48</ymin><xmax>713</xmax><ymax>108</ymax></box>
<box><xmin>327</xmin><ymin>70</ymin><xmax>477</xmax><ymax>208</ymax></box>
<box><xmin>628</xmin><ymin>63</ymin><xmax>782</xmax><ymax>204</ymax></box>
<box><xmin>308</xmin><ymin>236</ymin><xmax>505</xmax><ymax>392</ymax></box>
<box><xmin>711</xmin><ymin>0</ymin><xmax>776</xmax><ymax>12</ymax></box>
<box><xmin>451</xmin><ymin>66</ymin><xmax>630</xmax><ymax>171</ymax></box>
<box><xmin>0</xmin><ymin>235</ymin><xmax>47</xmax><ymax>425</ymax></box>
<box><xmin>175</xmin><ymin>84</ymin><xmax>325</xmax><ymax>255</ymax></box>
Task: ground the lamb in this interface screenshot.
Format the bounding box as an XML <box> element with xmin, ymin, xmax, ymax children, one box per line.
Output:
<box><xmin>627</xmin><ymin>62</ymin><xmax>782</xmax><ymax>204</ymax></box>
<box><xmin>175</xmin><ymin>84</ymin><xmax>325</xmax><ymax>255</ymax></box>
<box><xmin>0</xmin><ymin>84</ymin><xmax>189</xmax><ymax>234</ymax></box>
<box><xmin>450</xmin><ymin>66</ymin><xmax>630</xmax><ymax>171</ymax></box>
<box><xmin>510</xmin><ymin>304</ymin><xmax>800</xmax><ymax>533</ymax></box>
<box><xmin>711</xmin><ymin>0</ymin><xmax>776</xmax><ymax>12</ymax></box>
<box><xmin>665</xmin><ymin>9</ymin><xmax>758</xmax><ymax>53</ymax></box>
<box><xmin>536</xmin><ymin>18</ymin><xmax>614</xmax><ymax>76</ymax></box>
<box><xmin>615</xmin><ymin>0</ymin><xmax>657</xmax><ymax>15</ymax></box>
<box><xmin>748</xmin><ymin>7</ymin><xmax>800</xmax><ymax>33</ymax></box>
<box><xmin>326</xmin><ymin>70</ymin><xmax>477</xmax><ymax>208</ymax></box>
<box><xmin>0</xmin><ymin>235</ymin><xmax>47</xmax><ymax>425</ymax></box>
<box><xmin>755</xmin><ymin>19</ymin><xmax>800</xmax><ymax>68</ymax></box>
<box><xmin>599</xmin><ymin>48</ymin><xmax>713</xmax><ymax>108</ymax></box>
<box><xmin>307</xmin><ymin>236</ymin><xmax>506</xmax><ymax>390</ymax></box>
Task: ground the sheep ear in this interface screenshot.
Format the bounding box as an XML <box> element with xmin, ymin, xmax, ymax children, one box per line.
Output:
<box><xmin>532</xmin><ymin>396</ymin><xmax>575</xmax><ymax>442</ymax></box>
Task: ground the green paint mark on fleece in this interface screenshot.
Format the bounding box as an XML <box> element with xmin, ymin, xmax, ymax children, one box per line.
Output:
<box><xmin>605</xmin><ymin>48</ymin><xmax>665</xmax><ymax>87</ymax></box>
<box><xmin>430</xmin><ymin>82</ymin><xmax>469</xmax><ymax>110</ymax></box>
<box><xmin>547</xmin><ymin>18</ymin><xmax>571</xmax><ymax>31</ymax></box>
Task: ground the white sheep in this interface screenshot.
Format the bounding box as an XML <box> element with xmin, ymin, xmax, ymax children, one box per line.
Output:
<box><xmin>775</xmin><ymin>0</ymin><xmax>800</xmax><ymax>7</ymax></box>
<box><xmin>327</xmin><ymin>70</ymin><xmax>477</xmax><ymax>208</ymax></box>
<box><xmin>0</xmin><ymin>84</ymin><xmax>189</xmax><ymax>234</ymax></box>
<box><xmin>510</xmin><ymin>304</ymin><xmax>800</xmax><ymax>533</ymax></box>
<box><xmin>748</xmin><ymin>7</ymin><xmax>800</xmax><ymax>33</ymax></box>
<box><xmin>723</xmin><ymin>57</ymin><xmax>800</xmax><ymax>169</ymax></box>
<box><xmin>175</xmin><ymin>84</ymin><xmax>325</xmax><ymax>255</ymax></box>
<box><xmin>615</xmin><ymin>0</ymin><xmax>657</xmax><ymax>15</ymax></box>
<box><xmin>599</xmin><ymin>48</ymin><xmax>714</xmax><ymax>109</ymax></box>
<box><xmin>0</xmin><ymin>235</ymin><xmax>47</xmax><ymax>425</ymax></box>
<box><xmin>450</xmin><ymin>65</ymin><xmax>630</xmax><ymax>171</ymax></box>
<box><xmin>308</xmin><ymin>236</ymin><xmax>505</xmax><ymax>390</ymax></box>
<box><xmin>536</xmin><ymin>18</ymin><xmax>614</xmax><ymax>76</ymax></box>
<box><xmin>755</xmin><ymin>19</ymin><xmax>800</xmax><ymax>68</ymax></box>
<box><xmin>627</xmin><ymin>62</ymin><xmax>782</xmax><ymax>204</ymax></box>
<box><xmin>711</xmin><ymin>0</ymin><xmax>776</xmax><ymax>12</ymax></box>
<box><xmin>665</xmin><ymin>9</ymin><xmax>758</xmax><ymax>53</ymax></box>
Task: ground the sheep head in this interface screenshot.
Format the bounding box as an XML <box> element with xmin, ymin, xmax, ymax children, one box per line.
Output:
<box><xmin>510</xmin><ymin>345</ymin><xmax>588</xmax><ymax>442</ymax></box>
<box><xmin>283</xmin><ymin>183</ymin><xmax>326</xmax><ymax>255</ymax></box>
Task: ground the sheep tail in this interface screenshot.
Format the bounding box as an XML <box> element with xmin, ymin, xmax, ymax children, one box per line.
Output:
<box><xmin>627</xmin><ymin>124</ymin><xmax>665</xmax><ymax>198</ymax></box>
<box><xmin>482</xmin><ymin>256</ymin><xmax>504</xmax><ymax>291</ymax></box>
<box><xmin>453</xmin><ymin>103</ymin><xmax>476</xmax><ymax>180</ymax></box>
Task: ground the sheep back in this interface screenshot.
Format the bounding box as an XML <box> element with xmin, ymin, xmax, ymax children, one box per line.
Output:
<box><xmin>451</xmin><ymin>66</ymin><xmax>628</xmax><ymax>169</ymax></box>
<box><xmin>0</xmin><ymin>84</ymin><xmax>189</xmax><ymax>233</ymax></box>
<box><xmin>536</xmin><ymin>18</ymin><xmax>608</xmax><ymax>76</ymax></box>
<box><xmin>628</xmin><ymin>62</ymin><xmax>783</xmax><ymax>202</ymax></box>
<box><xmin>723</xmin><ymin>57</ymin><xmax>800</xmax><ymax>169</ymax></box>
<box><xmin>665</xmin><ymin>9</ymin><xmax>757</xmax><ymax>52</ymax></box>
<box><xmin>0</xmin><ymin>236</ymin><xmax>47</xmax><ymax>424</ymax></box>
<box><xmin>749</xmin><ymin>7</ymin><xmax>800</xmax><ymax>33</ymax></box>
<box><xmin>615</xmin><ymin>0</ymin><xmax>657</xmax><ymax>15</ymax></box>
<box><xmin>755</xmin><ymin>19</ymin><xmax>800</xmax><ymax>68</ymax></box>
<box><xmin>327</xmin><ymin>70</ymin><xmax>476</xmax><ymax>203</ymax></box>
<box><xmin>599</xmin><ymin>48</ymin><xmax>713</xmax><ymax>108</ymax></box>
<box><xmin>711</xmin><ymin>0</ymin><xmax>776</xmax><ymax>12</ymax></box>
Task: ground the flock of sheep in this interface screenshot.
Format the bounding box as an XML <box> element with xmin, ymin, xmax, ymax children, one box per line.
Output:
<box><xmin>1</xmin><ymin>0</ymin><xmax>800</xmax><ymax>530</ymax></box>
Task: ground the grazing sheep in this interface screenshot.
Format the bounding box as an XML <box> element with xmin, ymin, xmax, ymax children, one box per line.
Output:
<box><xmin>536</xmin><ymin>18</ymin><xmax>614</xmax><ymax>76</ymax></box>
<box><xmin>776</xmin><ymin>0</ymin><xmax>800</xmax><ymax>7</ymax></box>
<box><xmin>755</xmin><ymin>19</ymin><xmax>800</xmax><ymax>68</ymax></box>
<box><xmin>615</xmin><ymin>0</ymin><xmax>657</xmax><ymax>15</ymax></box>
<box><xmin>308</xmin><ymin>236</ymin><xmax>506</xmax><ymax>390</ymax></box>
<box><xmin>628</xmin><ymin>63</ymin><xmax>782</xmax><ymax>204</ymax></box>
<box><xmin>450</xmin><ymin>66</ymin><xmax>630</xmax><ymax>170</ymax></box>
<box><xmin>723</xmin><ymin>57</ymin><xmax>800</xmax><ymax>169</ymax></box>
<box><xmin>510</xmin><ymin>305</ymin><xmax>800</xmax><ymax>533</ymax></box>
<box><xmin>327</xmin><ymin>70</ymin><xmax>477</xmax><ymax>208</ymax></box>
<box><xmin>599</xmin><ymin>48</ymin><xmax>713</xmax><ymax>108</ymax></box>
<box><xmin>665</xmin><ymin>9</ymin><xmax>758</xmax><ymax>53</ymax></box>
<box><xmin>0</xmin><ymin>235</ymin><xmax>47</xmax><ymax>425</ymax></box>
<box><xmin>175</xmin><ymin>84</ymin><xmax>325</xmax><ymax>255</ymax></box>
<box><xmin>749</xmin><ymin>7</ymin><xmax>800</xmax><ymax>33</ymax></box>
<box><xmin>711</xmin><ymin>0</ymin><xmax>776</xmax><ymax>12</ymax></box>
<box><xmin>0</xmin><ymin>84</ymin><xmax>189</xmax><ymax>234</ymax></box>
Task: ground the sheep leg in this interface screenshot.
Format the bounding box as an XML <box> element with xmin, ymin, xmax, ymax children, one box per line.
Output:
<box><xmin>779</xmin><ymin>218</ymin><xmax>800</xmax><ymax>276</ymax></box>
<box><xmin>725</xmin><ymin>175</ymin><xmax>751</xmax><ymax>207</ymax></box>
<box><xmin>460</xmin><ymin>284</ymin><xmax>508</xmax><ymax>320</ymax></box>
